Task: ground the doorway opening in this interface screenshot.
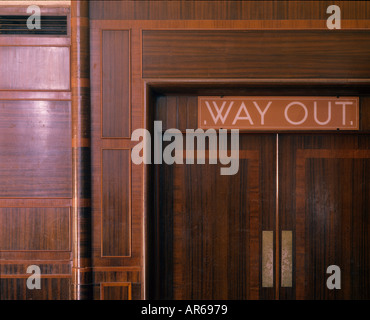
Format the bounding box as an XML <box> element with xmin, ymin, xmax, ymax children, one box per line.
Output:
<box><xmin>145</xmin><ymin>83</ymin><xmax>370</xmax><ymax>300</ymax></box>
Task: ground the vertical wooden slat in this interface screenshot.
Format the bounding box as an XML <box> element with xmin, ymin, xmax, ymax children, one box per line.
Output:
<box><xmin>71</xmin><ymin>0</ymin><xmax>92</xmax><ymax>300</ymax></box>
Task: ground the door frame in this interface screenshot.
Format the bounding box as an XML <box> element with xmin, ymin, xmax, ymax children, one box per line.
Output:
<box><xmin>143</xmin><ymin>80</ymin><xmax>369</xmax><ymax>299</ymax></box>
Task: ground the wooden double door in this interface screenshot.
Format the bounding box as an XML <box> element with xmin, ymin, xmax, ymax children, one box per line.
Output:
<box><xmin>149</xmin><ymin>97</ymin><xmax>370</xmax><ymax>300</ymax></box>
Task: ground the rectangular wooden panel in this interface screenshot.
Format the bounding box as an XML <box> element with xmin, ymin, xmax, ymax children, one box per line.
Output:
<box><xmin>0</xmin><ymin>100</ymin><xmax>71</xmax><ymax>198</ymax></box>
<box><xmin>102</xmin><ymin>149</ymin><xmax>131</xmax><ymax>257</ymax></box>
<box><xmin>102</xmin><ymin>30</ymin><xmax>130</xmax><ymax>138</ymax></box>
<box><xmin>199</xmin><ymin>96</ymin><xmax>359</xmax><ymax>130</ymax></box>
<box><xmin>0</xmin><ymin>207</ymin><xmax>70</xmax><ymax>251</ymax></box>
<box><xmin>0</xmin><ymin>263</ymin><xmax>71</xmax><ymax>275</ymax></box>
<box><xmin>91</xmin><ymin>1</ymin><xmax>370</xmax><ymax>21</ymax></box>
<box><xmin>0</xmin><ymin>46</ymin><xmax>70</xmax><ymax>90</ymax></box>
<box><xmin>151</xmin><ymin>134</ymin><xmax>277</xmax><ymax>299</ymax></box>
<box><xmin>100</xmin><ymin>282</ymin><xmax>132</xmax><ymax>300</ymax></box>
<box><xmin>0</xmin><ymin>278</ymin><xmax>71</xmax><ymax>300</ymax></box>
<box><xmin>302</xmin><ymin>155</ymin><xmax>369</xmax><ymax>299</ymax></box>
<box><xmin>143</xmin><ymin>30</ymin><xmax>370</xmax><ymax>79</ymax></box>
<box><xmin>279</xmin><ymin>134</ymin><xmax>370</xmax><ymax>299</ymax></box>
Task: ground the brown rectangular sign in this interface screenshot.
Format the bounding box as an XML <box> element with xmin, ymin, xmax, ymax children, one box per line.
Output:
<box><xmin>198</xmin><ymin>96</ymin><xmax>359</xmax><ymax>130</ymax></box>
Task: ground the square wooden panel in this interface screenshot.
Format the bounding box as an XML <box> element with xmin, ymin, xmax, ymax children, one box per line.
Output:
<box><xmin>0</xmin><ymin>100</ymin><xmax>72</xmax><ymax>198</ymax></box>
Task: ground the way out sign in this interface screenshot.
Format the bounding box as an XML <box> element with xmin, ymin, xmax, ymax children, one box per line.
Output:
<box><xmin>198</xmin><ymin>96</ymin><xmax>359</xmax><ymax>130</ymax></box>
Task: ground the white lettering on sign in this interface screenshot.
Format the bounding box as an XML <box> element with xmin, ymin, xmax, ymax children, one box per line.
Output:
<box><xmin>198</xmin><ymin>97</ymin><xmax>359</xmax><ymax>131</ymax></box>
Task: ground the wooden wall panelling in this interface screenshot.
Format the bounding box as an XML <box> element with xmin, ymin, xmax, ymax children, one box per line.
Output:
<box><xmin>100</xmin><ymin>282</ymin><xmax>132</xmax><ymax>300</ymax></box>
<box><xmin>0</xmin><ymin>261</ymin><xmax>72</xmax><ymax>300</ymax></box>
<box><xmin>0</xmin><ymin>207</ymin><xmax>70</xmax><ymax>251</ymax></box>
<box><xmin>0</xmin><ymin>46</ymin><xmax>70</xmax><ymax>91</ymax></box>
<box><xmin>71</xmin><ymin>0</ymin><xmax>92</xmax><ymax>300</ymax></box>
<box><xmin>0</xmin><ymin>2</ymin><xmax>71</xmax><ymax>8</ymax></box>
<box><xmin>93</xmin><ymin>268</ymin><xmax>141</xmax><ymax>300</ymax></box>
<box><xmin>102</xmin><ymin>29</ymin><xmax>131</xmax><ymax>138</ymax></box>
<box><xmin>0</xmin><ymin>4</ymin><xmax>75</xmax><ymax>300</ymax></box>
<box><xmin>360</xmin><ymin>97</ymin><xmax>370</xmax><ymax>131</ymax></box>
<box><xmin>89</xmin><ymin>1</ymin><xmax>370</xmax><ymax>301</ymax></box>
<box><xmin>101</xmin><ymin>149</ymin><xmax>131</xmax><ymax>257</ymax></box>
<box><xmin>0</xmin><ymin>100</ymin><xmax>71</xmax><ymax>198</ymax></box>
<box><xmin>0</xmin><ymin>6</ymin><xmax>71</xmax><ymax>46</ymax></box>
<box><xmin>142</xmin><ymin>30</ymin><xmax>370</xmax><ymax>79</ymax></box>
<box><xmin>0</xmin><ymin>262</ymin><xmax>71</xmax><ymax>275</ymax></box>
<box><xmin>0</xmin><ymin>202</ymin><xmax>72</xmax><ymax>263</ymax></box>
<box><xmin>0</xmin><ymin>278</ymin><xmax>71</xmax><ymax>300</ymax></box>
<box><xmin>90</xmin><ymin>0</ymin><xmax>370</xmax><ymax>21</ymax></box>
<box><xmin>90</xmin><ymin>12</ymin><xmax>143</xmax><ymax>301</ymax></box>
<box><xmin>91</xmin><ymin>27</ymin><xmax>140</xmax><ymax>261</ymax></box>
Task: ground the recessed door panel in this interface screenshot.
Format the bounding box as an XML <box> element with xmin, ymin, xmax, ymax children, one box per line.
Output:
<box><xmin>279</xmin><ymin>134</ymin><xmax>370</xmax><ymax>299</ymax></box>
<box><xmin>150</xmin><ymin>134</ymin><xmax>276</xmax><ymax>299</ymax></box>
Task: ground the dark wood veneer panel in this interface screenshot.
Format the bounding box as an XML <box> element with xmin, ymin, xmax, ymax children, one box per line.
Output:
<box><xmin>0</xmin><ymin>46</ymin><xmax>70</xmax><ymax>90</ymax></box>
<box><xmin>305</xmin><ymin>157</ymin><xmax>370</xmax><ymax>299</ymax></box>
<box><xmin>101</xmin><ymin>283</ymin><xmax>131</xmax><ymax>300</ymax></box>
<box><xmin>90</xmin><ymin>1</ymin><xmax>370</xmax><ymax>21</ymax></box>
<box><xmin>143</xmin><ymin>30</ymin><xmax>370</xmax><ymax>79</ymax></box>
<box><xmin>102</xmin><ymin>30</ymin><xmax>130</xmax><ymax>138</ymax></box>
<box><xmin>102</xmin><ymin>149</ymin><xmax>131</xmax><ymax>257</ymax></box>
<box><xmin>0</xmin><ymin>100</ymin><xmax>71</xmax><ymax>198</ymax></box>
<box><xmin>151</xmin><ymin>132</ymin><xmax>276</xmax><ymax>299</ymax></box>
<box><xmin>0</xmin><ymin>278</ymin><xmax>71</xmax><ymax>300</ymax></box>
<box><xmin>279</xmin><ymin>135</ymin><xmax>370</xmax><ymax>300</ymax></box>
<box><xmin>0</xmin><ymin>207</ymin><xmax>70</xmax><ymax>251</ymax></box>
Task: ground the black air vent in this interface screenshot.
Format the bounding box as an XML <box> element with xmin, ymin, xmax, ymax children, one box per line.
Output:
<box><xmin>0</xmin><ymin>15</ymin><xmax>67</xmax><ymax>35</ymax></box>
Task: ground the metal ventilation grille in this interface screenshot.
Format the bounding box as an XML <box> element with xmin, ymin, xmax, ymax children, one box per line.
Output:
<box><xmin>0</xmin><ymin>15</ymin><xmax>67</xmax><ymax>35</ymax></box>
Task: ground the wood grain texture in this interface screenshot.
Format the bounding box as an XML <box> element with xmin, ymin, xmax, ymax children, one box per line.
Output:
<box><xmin>0</xmin><ymin>100</ymin><xmax>71</xmax><ymax>198</ymax></box>
<box><xmin>0</xmin><ymin>207</ymin><xmax>70</xmax><ymax>251</ymax></box>
<box><xmin>149</xmin><ymin>95</ymin><xmax>276</xmax><ymax>299</ymax></box>
<box><xmin>90</xmin><ymin>0</ymin><xmax>370</xmax><ymax>21</ymax></box>
<box><xmin>93</xmin><ymin>269</ymin><xmax>141</xmax><ymax>299</ymax></box>
<box><xmin>87</xmin><ymin>0</ymin><xmax>370</xmax><ymax>301</ymax></box>
<box><xmin>151</xmin><ymin>155</ymin><xmax>259</xmax><ymax>299</ymax></box>
<box><xmin>279</xmin><ymin>134</ymin><xmax>370</xmax><ymax>300</ymax></box>
<box><xmin>0</xmin><ymin>263</ymin><xmax>71</xmax><ymax>275</ymax></box>
<box><xmin>90</xmin><ymin>18</ymin><xmax>142</xmax><ymax>274</ymax></box>
<box><xmin>0</xmin><ymin>278</ymin><xmax>71</xmax><ymax>300</ymax></box>
<box><xmin>143</xmin><ymin>30</ymin><xmax>370</xmax><ymax>79</ymax></box>
<box><xmin>102</xmin><ymin>30</ymin><xmax>130</xmax><ymax>138</ymax></box>
<box><xmin>0</xmin><ymin>2</ymin><xmax>73</xmax><ymax>302</ymax></box>
<box><xmin>100</xmin><ymin>282</ymin><xmax>131</xmax><ymax>300</ymax></box>
<box><xmin>0</xmin><ymin>46</ymin><xmax>70</xmax><ymax>90</ymax></box>
<box><xmin>71</xmin><ymin>0</ymin><xmax>92</xmax><ymax>300</ymax></box>
<box><xmin>102</xmin><ymin>149</ymin><xmax>131</xmax><ymax>257</ymax></box>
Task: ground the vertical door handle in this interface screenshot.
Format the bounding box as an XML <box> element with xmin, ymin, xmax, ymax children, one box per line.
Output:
<box><xmin>281</xmin><ymin>230</ymin><xmax>293</xmax><ymax>287</ymax></box>
<box><xmin>262</xmin><ymin>231</ymin><xmax>274</xmax><ymax>287</ymax></box>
